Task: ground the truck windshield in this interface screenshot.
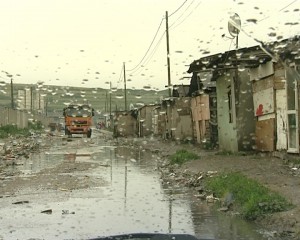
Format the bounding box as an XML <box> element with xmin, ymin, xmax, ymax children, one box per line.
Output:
<box><xmin>64</xmin><ymin>105</ymin><xmax>92</xmax><ymax>117</ymax></box>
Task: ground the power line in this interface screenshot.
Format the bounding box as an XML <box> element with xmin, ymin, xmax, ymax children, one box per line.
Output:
<box><xmin>127</xmin><ymin>1</ymin><xmax>201</xmax><ymax>80</ymax></box>
<box><xmin>127</xmin><ymin>1</ymin><xmax>194</xmax><ymax>74</ymax></box>
<box><xmin>241</xmin><ymin>0</ymin><xmax>299</xmax><ymax>40</ymax></box>
<box><xmin>115</xmin><ymin>65</ymin><xmax>124</xmax><ymax>90</ymax></box>
<box><xmin>169</xmin><ymin>0</ymin><xmax>195</xmax><ymax>29</ymax></box>
<box><xmin>127</xmin><ymin>17</ymin><xmax>164</xmax><ymax>72</ymax></box>
<box><xmin>117</xmin><ymin>65</ymin><xmax>123</xmax><ymax>84</ymax></box>
<box><xmin>242</xmin><ymin>0</ymin><xmax>299</xmax><ymax>25</ymax></box>
<box><xmin>169</xmin><ymin>0</ymin><xmax>188</xmax><ymax>17</ymax></box>
<box><xmin>279</xmin><ymin>0</ymin><xmax>298</xmax><ymax>12</ymax></box>
<box><xmin>142</xmin><ymin>32</ymin><xmax>166</xmax><ymax>69</ymax></box>
<box><xmin>129</xmin><ymin>31</ymin><xmax>166</xmax><ymax>77</ymax></box>
<box><xmin>170</xmin><ymin>0</ymin><xmax>202</xmax><ymax>31</ymax></box>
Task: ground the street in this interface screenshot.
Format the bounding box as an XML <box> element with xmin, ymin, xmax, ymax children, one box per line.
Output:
<box><xmin>0</xmin><ymin>131</ymin><xmax>266</xmax><ymax>240</ymax></box>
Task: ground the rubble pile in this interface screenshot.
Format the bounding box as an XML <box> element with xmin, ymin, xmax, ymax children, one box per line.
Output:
<box><xmin>158</xmin><ymin>162</ymin><xmax>220</xmax><ymax>203</ymax></box>
<box><xmin>284</xmin><ymin>158</ymin><xmax>300</xmax><ymax>177</ymax></box>
<box><xmin>289</xmin><ymin>163</ymin><xmax>300</xmax><ymax>177</ymax></box>
<box><xmin>0</xmin><ymin>136</ymin><xmax>41</xmax><ymax>163</ymax></box>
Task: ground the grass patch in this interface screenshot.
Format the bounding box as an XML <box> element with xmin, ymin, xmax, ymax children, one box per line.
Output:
<box><xmin>286</xmin><ymin>158</ymin><xmax>300</xmax><ymax>166</ymax></box>
<box><xmin>0</xmin><ymin>121</ymin><xmax>43</xmax><ymax>138</ymax></box>
<box><xmin>169</xmin><ymin>149</ymin><xmax>199</xmax><ymax>165</ymax></box>
<box><xmin>0</xmin><ymin>125</ymin><xmax>29</xmax><ymax>138</ymax></box>
<box><xmin>205</xmin><ymin>172</ymin><xmax>292</xmax><ymax>220</ymax></box>
<box><xmin>215</xmin><ymin>150</ymin><xmax>246</xmax><ymax>156</ymax></box>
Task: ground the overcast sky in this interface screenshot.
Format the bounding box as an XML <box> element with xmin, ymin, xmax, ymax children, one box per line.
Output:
<box><xmin>0</xmin><ymin>0</ymin><xmax>299</xmax><ymax>90</ymax></box>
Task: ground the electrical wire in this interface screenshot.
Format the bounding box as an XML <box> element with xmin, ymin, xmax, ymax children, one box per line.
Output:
<box><xmin>169</xmin><ymin>0</ymin><xmax>195</xmax><ymax>29</ymax></box>
<box><xmin>169</xmin><ymin>0</ymin><xmax>202</xmax><ymax>31</ymax></box>
<box><xmin>129</xmin><ymin>30</ymin><xmax>166</xmax><ymax>77</ymax></box>
<box><xmin>114</xmin><ymin>65</ymin><xmax>124</xmax><ymax>90</ymax></box>
<box><xmin>117</xmin><ymin>65</ymin><xmax>123</xmax><ymax>84</ymax></box>
<box><xmin>279</xmin><ymin>0</ymin><xmax>298</xmax><ymax>12</ymax></box>
<box><xmin>142</xmin><ymin>32</ymin><xmax>166</xmax><ymax>68</ymax></box>
<box><xmin>238</xmin><ymin>0</ymin><xmax>300</xmax><ymax>80</ymax></box>
<box><xmin>127</xmin><ymin>1</ymin><xmax>195</xmax><ymax>74</ymax></box>
<box><xmin>243</xmin><ymin>0</ymin><xmax>298</xmax><ymax>26</ymax></box>
<box><xmin>128</xmin><ymin>1</ymin><xmax>203</xmax><ymax>82</ymax></box>
<box><xmin>169</xmin><ymin>0</ymin><xmax>188</xmax><ymax>17</ymax></box>
<box><xmin>126</xmin><ymin>17</ymin><xmax>164</xmax><ymax>72</ymax></box>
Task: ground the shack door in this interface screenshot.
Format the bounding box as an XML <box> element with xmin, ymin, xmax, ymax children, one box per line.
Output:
<box><xmin>286</xmin><ymin>67</ymin><xmax>299</xmax><ymax>153</ymax></box>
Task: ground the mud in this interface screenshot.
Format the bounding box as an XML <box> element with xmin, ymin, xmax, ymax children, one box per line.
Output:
<box><xmin>0</xmin><ymin>135</ymin><xmax>109</xmax><ymax>197</ymax></box>
<box><xmin>117</xmin><ymin>137</ymin><xmax>300</xmax><ymax>240</ymax></box>
<box><xmin>1</xmin><ymin>133</ymin><xmax>300</xmax><ymax>239</ymax></box>
<box><xmin>0</xmin><ymin>161</ymin><xmax>107</xmax><ymax>196</ymax></box>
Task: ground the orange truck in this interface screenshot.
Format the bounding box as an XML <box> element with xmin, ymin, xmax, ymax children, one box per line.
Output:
<box><xmin>63</xmin><ymin>104</ymin><xmax>94</xmax><ymax>138</ymax></box>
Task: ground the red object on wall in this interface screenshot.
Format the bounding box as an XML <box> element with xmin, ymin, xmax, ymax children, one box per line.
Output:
<box><xmin>256</xmin><ymin>104</ymin><xmax>263</xmax><ymax>116</ymax></box>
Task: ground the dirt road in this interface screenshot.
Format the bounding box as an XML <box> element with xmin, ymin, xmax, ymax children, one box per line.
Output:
<box><xmin>1</xmin><ymin>133</ymin><xmax>300</xmax><ymax>239</ymax></box>
<box><xmin>120</xmin><ymin>137</ymin><xmax>300</xmax><ymax>240</ymax></box>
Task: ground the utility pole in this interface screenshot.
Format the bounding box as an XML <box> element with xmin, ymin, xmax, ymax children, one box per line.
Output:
<box><xmin>105</xmin><ymin>91</ymin><xmax>108</xmax><ymax>112</ymax></box>
<box><xmin>10</xmin><ymin>77</ymin><xmax>14</xmax><ymax>109</ymax></box>
<box><xmin>109</xmin><ymin>81</ymin><xmax>112</xmax><ymax>126</ymax></box>
<box><xmin>123</xmin><ymin>62</ymin><xmax>127</xmax><ymax>111</ymax></box>
<box><xmin>38</xmin><ymin>91</ymin><xmax>41</xmax><ymax>112</ymax></box>
<box><xmin>166</xmin><ymin>11</ymin><xmax>172</xmax><ymax>97</ymax></box>
<box><xmin>228</xmin><ymin>13</ymin><xmax>241</xmax><ymax>126</ymax></box>
<box><xmin>45</xmin><ymin>97</ymin><xmax>48</xmax><ymax>116</ymax></box>
<box><xmin>30</xmin><ymin>86</ymin><xmax>33</xmax><ymax>112</ymax></box>
<box><xmin>231</xmin><ymin>34</ymin><xmax>239</xmax><ymax>125</ymax></box>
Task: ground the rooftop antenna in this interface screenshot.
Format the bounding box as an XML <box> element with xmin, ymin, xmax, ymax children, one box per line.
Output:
<box><xmin>227</xmin><ymin>13</ymin><xmax>241</xmax><ymax>126</ymax></box>
<box><xmin>228</xmin><ymin>13</ymin><xmax>241</xmax><ymax>48</ymax></box>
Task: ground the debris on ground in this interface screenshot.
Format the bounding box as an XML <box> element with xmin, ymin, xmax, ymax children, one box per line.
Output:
<box><xmin>41</xmin><ymin>209</ymin><xmax>52</xmax><ymax>214</ymax></box>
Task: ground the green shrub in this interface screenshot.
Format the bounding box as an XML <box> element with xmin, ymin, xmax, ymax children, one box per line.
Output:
<box><xmin>286</xmin><ymin>158</ymin><xmax>300</xmax><ymax>166</ymax></box>
<box><xmin>215</xmin><ymin>150</ymin><xmax>246</xmax><ymax>156</ymax></box>
<box><xmin>0</xmin><ymin>121</ymin><xmax>44</xmax><ymax>138</ymax></box>
<box><xmin>28</xmin><ymin>121</ymin><xmax>43</xmax><ymax>130</ymax></box>
<box><xmin>169</xmin><ymin>149</ymin><xmax>199</xmax><ymax>165</ymax></box>
<box><xmin>205</xmin><ymin>172</ymin><xmax>292</xmax><ymax>220</ymax></box>
<box><xmin>0</xmin><ymin>125</ymin><xmax>30</xmax><ymax>138</ymax></box>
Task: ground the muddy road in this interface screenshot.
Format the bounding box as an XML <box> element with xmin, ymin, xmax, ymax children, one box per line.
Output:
<box><xmin>0</xmin><ymin>131</ymin><xmax>268</xmax><ymax>240</ymax></box>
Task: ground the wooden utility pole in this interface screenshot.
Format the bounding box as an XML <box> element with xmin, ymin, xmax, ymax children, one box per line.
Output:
<box><xmin>10</xmin><ymin>78</ymin><xmax>14</xmax><ymax>109</ymax></box>
<box><xmin>166</xmin><ymin>11</ymin><xmax>172</xmax><ymax>97</ymax></box>
<box><xmin>30</xmin><ymin>86</ymin><xmax>33</xmax><ymax>111</ymax></box>
<box><xmin>105</xmin><ymin>91</ymin><xmax>108</xmax><ymax>112</ymax></box>
<box><xmin>123</xmin><ymin>62</ymin><xmax>127</xmax><ymax>111</ymax></box>
<box><xmin>109</xmin><ymin>82</ymin><xmax>112</xmax><ymax>122</ymax></box>
<box><xmin>45</xmin><ymin>97</ymin><xmax>48</xmax><ymax>116</ymax></box>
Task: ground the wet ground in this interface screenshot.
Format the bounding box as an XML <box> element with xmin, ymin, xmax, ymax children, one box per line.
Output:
<box><xmin>0</xmin><ymin>131</ymin><xmax>267</xmax><ymax>240</ymax></box>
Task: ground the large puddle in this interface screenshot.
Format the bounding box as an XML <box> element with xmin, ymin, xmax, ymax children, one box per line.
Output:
<box><xmin>0</xmin><ymin>134</ymin><xmax>267</xmax><ymax>239</ymax></box>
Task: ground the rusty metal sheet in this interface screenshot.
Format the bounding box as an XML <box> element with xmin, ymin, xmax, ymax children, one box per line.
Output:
<box><xmin>255</xmin><ymin>118</ymin><xmax>275</xmax><ymax>151</ymax></box>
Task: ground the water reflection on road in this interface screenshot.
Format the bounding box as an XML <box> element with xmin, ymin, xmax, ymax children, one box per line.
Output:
<box><xmin>0</xmin><ymin>134</ymin><xmax>266</xmax><ymax>239</ymax></box>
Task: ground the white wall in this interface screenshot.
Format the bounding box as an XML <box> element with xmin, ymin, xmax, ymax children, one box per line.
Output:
<box><xmin>276</xmin><ymin>89</ymin><xmax>288</xmax><ymax>150</ymax></box>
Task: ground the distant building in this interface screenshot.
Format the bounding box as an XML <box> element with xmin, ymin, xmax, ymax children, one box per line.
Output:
<box><xmin>17</xmin><ymin>88</ymin><xmax>46</xmax><ymax>114</ymax></box>
<box><xmin>17</xmin><ymin>89</ymin><xmax>31</xmax><ymax>110</ymax></box>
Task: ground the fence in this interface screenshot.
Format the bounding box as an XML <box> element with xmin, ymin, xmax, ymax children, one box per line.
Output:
<box><xmin>0</xmin><ymin>107</ymin><xmax>52</xmax><ymax>129</ymax></box>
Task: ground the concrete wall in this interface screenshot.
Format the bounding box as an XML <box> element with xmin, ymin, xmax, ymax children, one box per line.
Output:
<box><xmin>138</xmin><ymin>105</ymin><xmax>156</xmax><ymax>137</ymax></box>
<box><xmin>168</xmin><ymin>97</ymin><xmax>193</xmax><ymax>141</ymax></box>
<box><xmin>0</xmin><ymin>106</ymin><xmax>51</xmax><ymax>129</ymax></box>
<box><xmin>114</xmin><ymin>112</ymin><xmax>137</xmax><ymax>137</ymax></box>
<box><xmin>216</xmin><ymin>73</ymin><xmax>238</xmax><ymax>152</ymax></box>
<box><xmin>217</xmin><ymin>68</ymin><xmax>256</xmax><ymax>152</ymax></box>
<box><xmin>236</xmin><ymin>70</ymin><xmax>256</xmax><ymax>151</ymax></box>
